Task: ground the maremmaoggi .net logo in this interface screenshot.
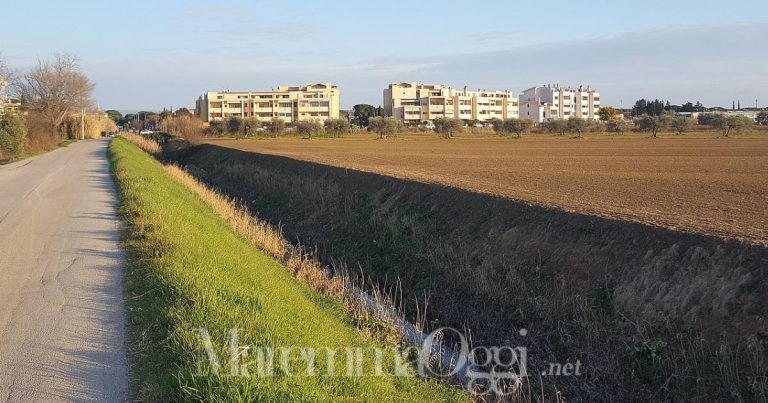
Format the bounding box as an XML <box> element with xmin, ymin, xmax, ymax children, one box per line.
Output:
<box><xmin>191</xmin><ymin>326</ymin><xmax>556</xmax><ymax>397</ymax></box>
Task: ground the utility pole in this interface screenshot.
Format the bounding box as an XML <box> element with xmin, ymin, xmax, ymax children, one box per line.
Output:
<box><xmin>80</xmin><ymin>108</ymin><xmax>85</xmax><ymax>140</ymax></box>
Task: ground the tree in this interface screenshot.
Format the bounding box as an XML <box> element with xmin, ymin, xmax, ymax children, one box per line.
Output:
<box><xmin>226</xmin><ymin>116</ymin><xmax>242</xmax><ymax>135</ymax></box>
<box><xmin>494</xmin><ymin>118</ymin><xmax>533</xmax><ymax>138</ymax></box>
<box><xmin>174</xmin><ymin>108</ymin><xmax>193</xmax><ymax>118</ymax></box>
<box><xmin>598</xmin><ymin>107</ymin><xmax>619</xmax><ymax>121</ymax></box>
<box><xmin>104</xmin><ymin>110</ymin><xmax>123</xmax><ymax>124</ymax></box>
<box><xmin>0</xmin><ymin>55</ymin><xmax>12</xmax><ymax>109</ymax></box>
<box><xmin>12</xmin><ymin>54</ymin><xmax>94</xmax><ymax>136</ymax></box>
<box><xmin>0</xmin><ymin>113</ymin><xmax>27</xmax><ymax>159</ymax></box>
<box><xmin>632</xmin><ymin>99</ymin><xmax>666</xmax><ymax>117</ymax></box>
<box><xmin>241</xmin><ymin>117</ymin><xmax>261</xmax><ymax>136</ymax></box>
<box><xmin>144</xmin><ymin>113</ymin><xmax>160</xmax><ymax>130</ymax></box>
<box><xmin>635</xmin><ymin>114</ymin><xmax>670</xmax><ymax>138</ymax></box>
<box><xmin>367</xmin><ymin>116</ymin><xmax>403</xmax><ymax>139</ymax></box>
<box><xmin>710</xmin><ymin>114</ymin><xmax>753</xmax><ymax>137</ymax></box>
<box><xmin>160</xmin><ymin>115</ymin><xmax>203</xmax><ymax>143</ymax></box>
<box><xmin>605</xmin><ymin>119</ymin><xmax>632</xmax><ymax>135</ymax></box>
<box><xmin>352</xmin><ymin>104</ymin><xmax>377</xmax><ymax>127</ymax></box>
<box><xmin>669</xmin><ymin>117</ymin><xmax>692</xmax><ymax>135</ymax></box>
<box><xmin>265</xmin><ymin>117</ymin><xmax>285</xmax><ymax>136</ymax></box>
<box><xmin>323</xmin><ymin>118</ymin><xmax>350</xmax><ymax>136</ymax></box>
<box><xmin>540</xmin><ymin>119</ymin><xmax>567</xmax><ymax>136</ymax></box>
<box><xmin>207</xmin><ymin>120</ymin><xmax>225</xmax><ymax>136</ymax></box>
<box><xmin>566</xmin><ymin>117</ymin><xmax>595</xmax><ymax>138</ymax></box>
<box><xmin>295</xmin><ymin>119</ymin><xmax>323</xmax><ymax>139</ymax></box>
<box><xmin>433</xmin><ymin>117</ymin><xmax>463</xmax><ymax>138</ymax></box>
<box><xmin>756</xmin><ymin>111</ymin><xmax>768</xmax><ymax>125</ymax></box>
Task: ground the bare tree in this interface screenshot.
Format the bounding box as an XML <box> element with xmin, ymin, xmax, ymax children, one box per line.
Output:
<box><xmin>12</xmin><ymin>54</ymin><xmax>94</xmax><ymax>136</ymax></box>
<box><xmin>160</xmin><ymin>115</ymin><xmax>204</xmax><ymax>143</ymax></box>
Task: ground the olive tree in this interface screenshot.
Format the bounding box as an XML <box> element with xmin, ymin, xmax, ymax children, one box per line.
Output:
<box><xmin>368</xmin><ymin>116</ymin><xmax>402</xmax><ymax>139</ymax></box>
<box><xmin>241</xmin><ymin>117</ymin><xmax>261</xmax><ymax>136</ymax></box>
<box><xmin>494</xmin><ymin>118</ymin><xmax>533</xmax><ymax>138</ymax></box>
<box><xmin>669</xmin><ymin>117</ymin><xmax>693</xmax><ymax>135</ymax></box>
<box><xmin>541</xmin><ymin>119</ymin><xmax>568</xmax><ymax>136</ymax></box>
<box><xmin>433</xmin><ymin>117</ymin><xmax>463</xmax><ymax>139</ymax></box>
<box><xmin>567</xmin><ymin>116</ymin><xmax>595</xmax><ymax>138</ymax></box>
<box><xmin>635</xmin><ymin>114</ymin><xmax>671</xmax><ymax>138</ymax></box>
<box><xmin>295</xmin><ymin>119</ymin><xmax>323</xmax><ymax>139</ymax></box>
<box><xmin>605</xmin><ymin>119</ymin><xmax>632</xmax><ymax>135</ymax></box>
<box><xmin>265</xmin><ymin>117</ymin><xmax>285</xmax><ymax>136</ymax></box>
<box><xmin>323</xmin><ymin>118</ymin><xmax>350</xmax><ymax>137</ymax></box>
<box><xmin>710</xmin><ymin>114</ymin><xmax>753</xmax><ymax>137</ymax></box>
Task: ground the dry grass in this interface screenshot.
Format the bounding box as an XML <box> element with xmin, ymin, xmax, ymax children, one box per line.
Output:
<box><xmin>207</xmin><ymin>132</ymin><xmax>768</xmax><ymax>245</ymax></box>
<box><xmin>174</xmin><ymin>139</ymin><xmax>768</xmax><ymax>401</ymax></box>
<box><xmin>121</xmin><ymin>133</ymin><xmax>162</xmax><ymax>154</ymax></box>
<box><xmin>162</xmin><ymin>163</ymin><xmax>431</xmax><ymax>348</ymax></box>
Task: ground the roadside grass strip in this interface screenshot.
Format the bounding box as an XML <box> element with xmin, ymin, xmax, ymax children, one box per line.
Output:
<box><xmin>108</xmin><ymin>137</ymin><xmax>465</xmax><ymax>401</ymax></box>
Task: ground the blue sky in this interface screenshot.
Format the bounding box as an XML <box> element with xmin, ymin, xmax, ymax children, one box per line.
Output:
<box><xmin>2</xmin><ymin>0</ymin><xmax>767</xmax><ymax>112</ymax></box>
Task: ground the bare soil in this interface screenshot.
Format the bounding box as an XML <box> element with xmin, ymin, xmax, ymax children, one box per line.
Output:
<box><xmin>207</xmin><ymin>133</ymin><xmax>768</xmax><ymax>245</ymax></box>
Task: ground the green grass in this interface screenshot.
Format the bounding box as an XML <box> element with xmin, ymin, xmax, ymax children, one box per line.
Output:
<box><xmin>108</xmin><ymin>137</ymin><xmax>465</xmax><ymax>402</ymax></box>
<box><xmin>0</xmin><ymin>139</ymin><xmax>76</xmax><ymax>165</ymax></box>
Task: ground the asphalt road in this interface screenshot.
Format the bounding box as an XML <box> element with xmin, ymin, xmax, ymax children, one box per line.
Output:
<box><xmin>0</xmin><ymin>139</ymin><xmax>129</xmax><ymax>402</ymax></box>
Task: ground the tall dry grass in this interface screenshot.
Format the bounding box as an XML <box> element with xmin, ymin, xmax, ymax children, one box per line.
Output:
<box><xmin>161</xmin><ymin>164</ymin><xmax>414</xmax><ymax>334</ymax></box>
<box><xmin>122</xmin><ymin>132</ymin><xmax>161</xmax><ymax>154</ymax></box>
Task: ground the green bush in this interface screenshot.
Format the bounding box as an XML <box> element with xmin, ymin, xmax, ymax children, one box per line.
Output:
<box><xmin>0</xmin><ymin>113</ymin><xmax>27</xmax><ymax>159</ymax></box>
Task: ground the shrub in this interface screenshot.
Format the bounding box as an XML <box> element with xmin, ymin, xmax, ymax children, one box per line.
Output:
<box><xmin>0</xmin><ymin>113</ymin><xmax>27</xmax><ymax>159</ymax></box>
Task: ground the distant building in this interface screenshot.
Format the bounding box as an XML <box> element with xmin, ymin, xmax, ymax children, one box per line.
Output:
<box><xmin>195</xmin><ymin>83</ymin><xmax>340</xmax><ymax>124</ymax></box>
<box><xmin>0</xmin><ymin>98</ymin><xmax>22</xmax><ymax>116</ymax></box>
<box><xmin>697</xmin><ymin>110</ymin><xmax>760</xmax><ymax>121</ymax></box>
<box><xmin>519</xmin><ymin>84</ymin><xmax>600</xmax><ymax>122</ymax></box>
<box><xmin>383</xmin><ymin>82</ymin><xmax>519</xmax><ymax>125</ymax></box>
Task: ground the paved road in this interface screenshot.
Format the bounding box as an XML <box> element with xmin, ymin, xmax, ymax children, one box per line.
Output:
<box><xmin>0</xmin><ymin>139</ymin><xmax>129</xmax><ymax>402</ymax></box>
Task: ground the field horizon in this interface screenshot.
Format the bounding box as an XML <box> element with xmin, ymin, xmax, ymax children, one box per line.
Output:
<box><xmin>205</xmin><ymin>132</ymin><xmax>768</xmax><ymax>246</ymax></box>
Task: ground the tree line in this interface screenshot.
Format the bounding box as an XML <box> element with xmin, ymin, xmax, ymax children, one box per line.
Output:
<box><xmin>1</xmin><ymin>53</ymin><xmax>114</xmax><ymax>161</ymax></box>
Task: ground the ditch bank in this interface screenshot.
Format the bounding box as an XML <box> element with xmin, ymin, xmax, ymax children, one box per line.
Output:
<box><xmin>169</xmin><ymin>142</ymin><xmax>768</xmax><ymax>401</ymax></box>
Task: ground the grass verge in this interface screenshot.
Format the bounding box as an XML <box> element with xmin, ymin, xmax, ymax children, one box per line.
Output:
<box><xmin>108</xmin><ymin>137</ymin><xmax>465</xmax><ymax>401</ymax></box>
<box><xmin>0</xmin><ymin>139</ymin><xmax>76</xmax><ymax>165</ymax></box>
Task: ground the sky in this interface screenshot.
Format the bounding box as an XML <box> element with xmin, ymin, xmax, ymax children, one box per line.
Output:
<box><xmin>1</xmin><ymin>0</ymin><xmax>767</xmax><ymax>112</ymax></box>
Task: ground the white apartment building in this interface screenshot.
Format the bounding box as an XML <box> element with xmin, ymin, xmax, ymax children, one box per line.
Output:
<box><xmin>519</xmin><ymin>84</ymin><xmax>600</xmax><ymax>123</ymax></box>
<box><xmin>383</xmin><ymin>82</ymin><xmax>519</xmax><ymax>124</ymax></box>
<box><xmin>196</xmin><ymin>83</ymin><xmax>340</xmax><ymax>124</ymax></box>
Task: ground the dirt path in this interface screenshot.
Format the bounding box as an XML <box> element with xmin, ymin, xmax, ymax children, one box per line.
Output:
<box><xmin>0</xmin><ymin>139</ymin><xmax>129</xmax><ymax>402</ymax></box>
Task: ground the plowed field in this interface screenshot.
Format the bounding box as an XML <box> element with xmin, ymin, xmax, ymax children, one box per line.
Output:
<box><xmin>206</xmin><ymin>134</ymin><xmax>768</xmax><ymax>245</ymax></box>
